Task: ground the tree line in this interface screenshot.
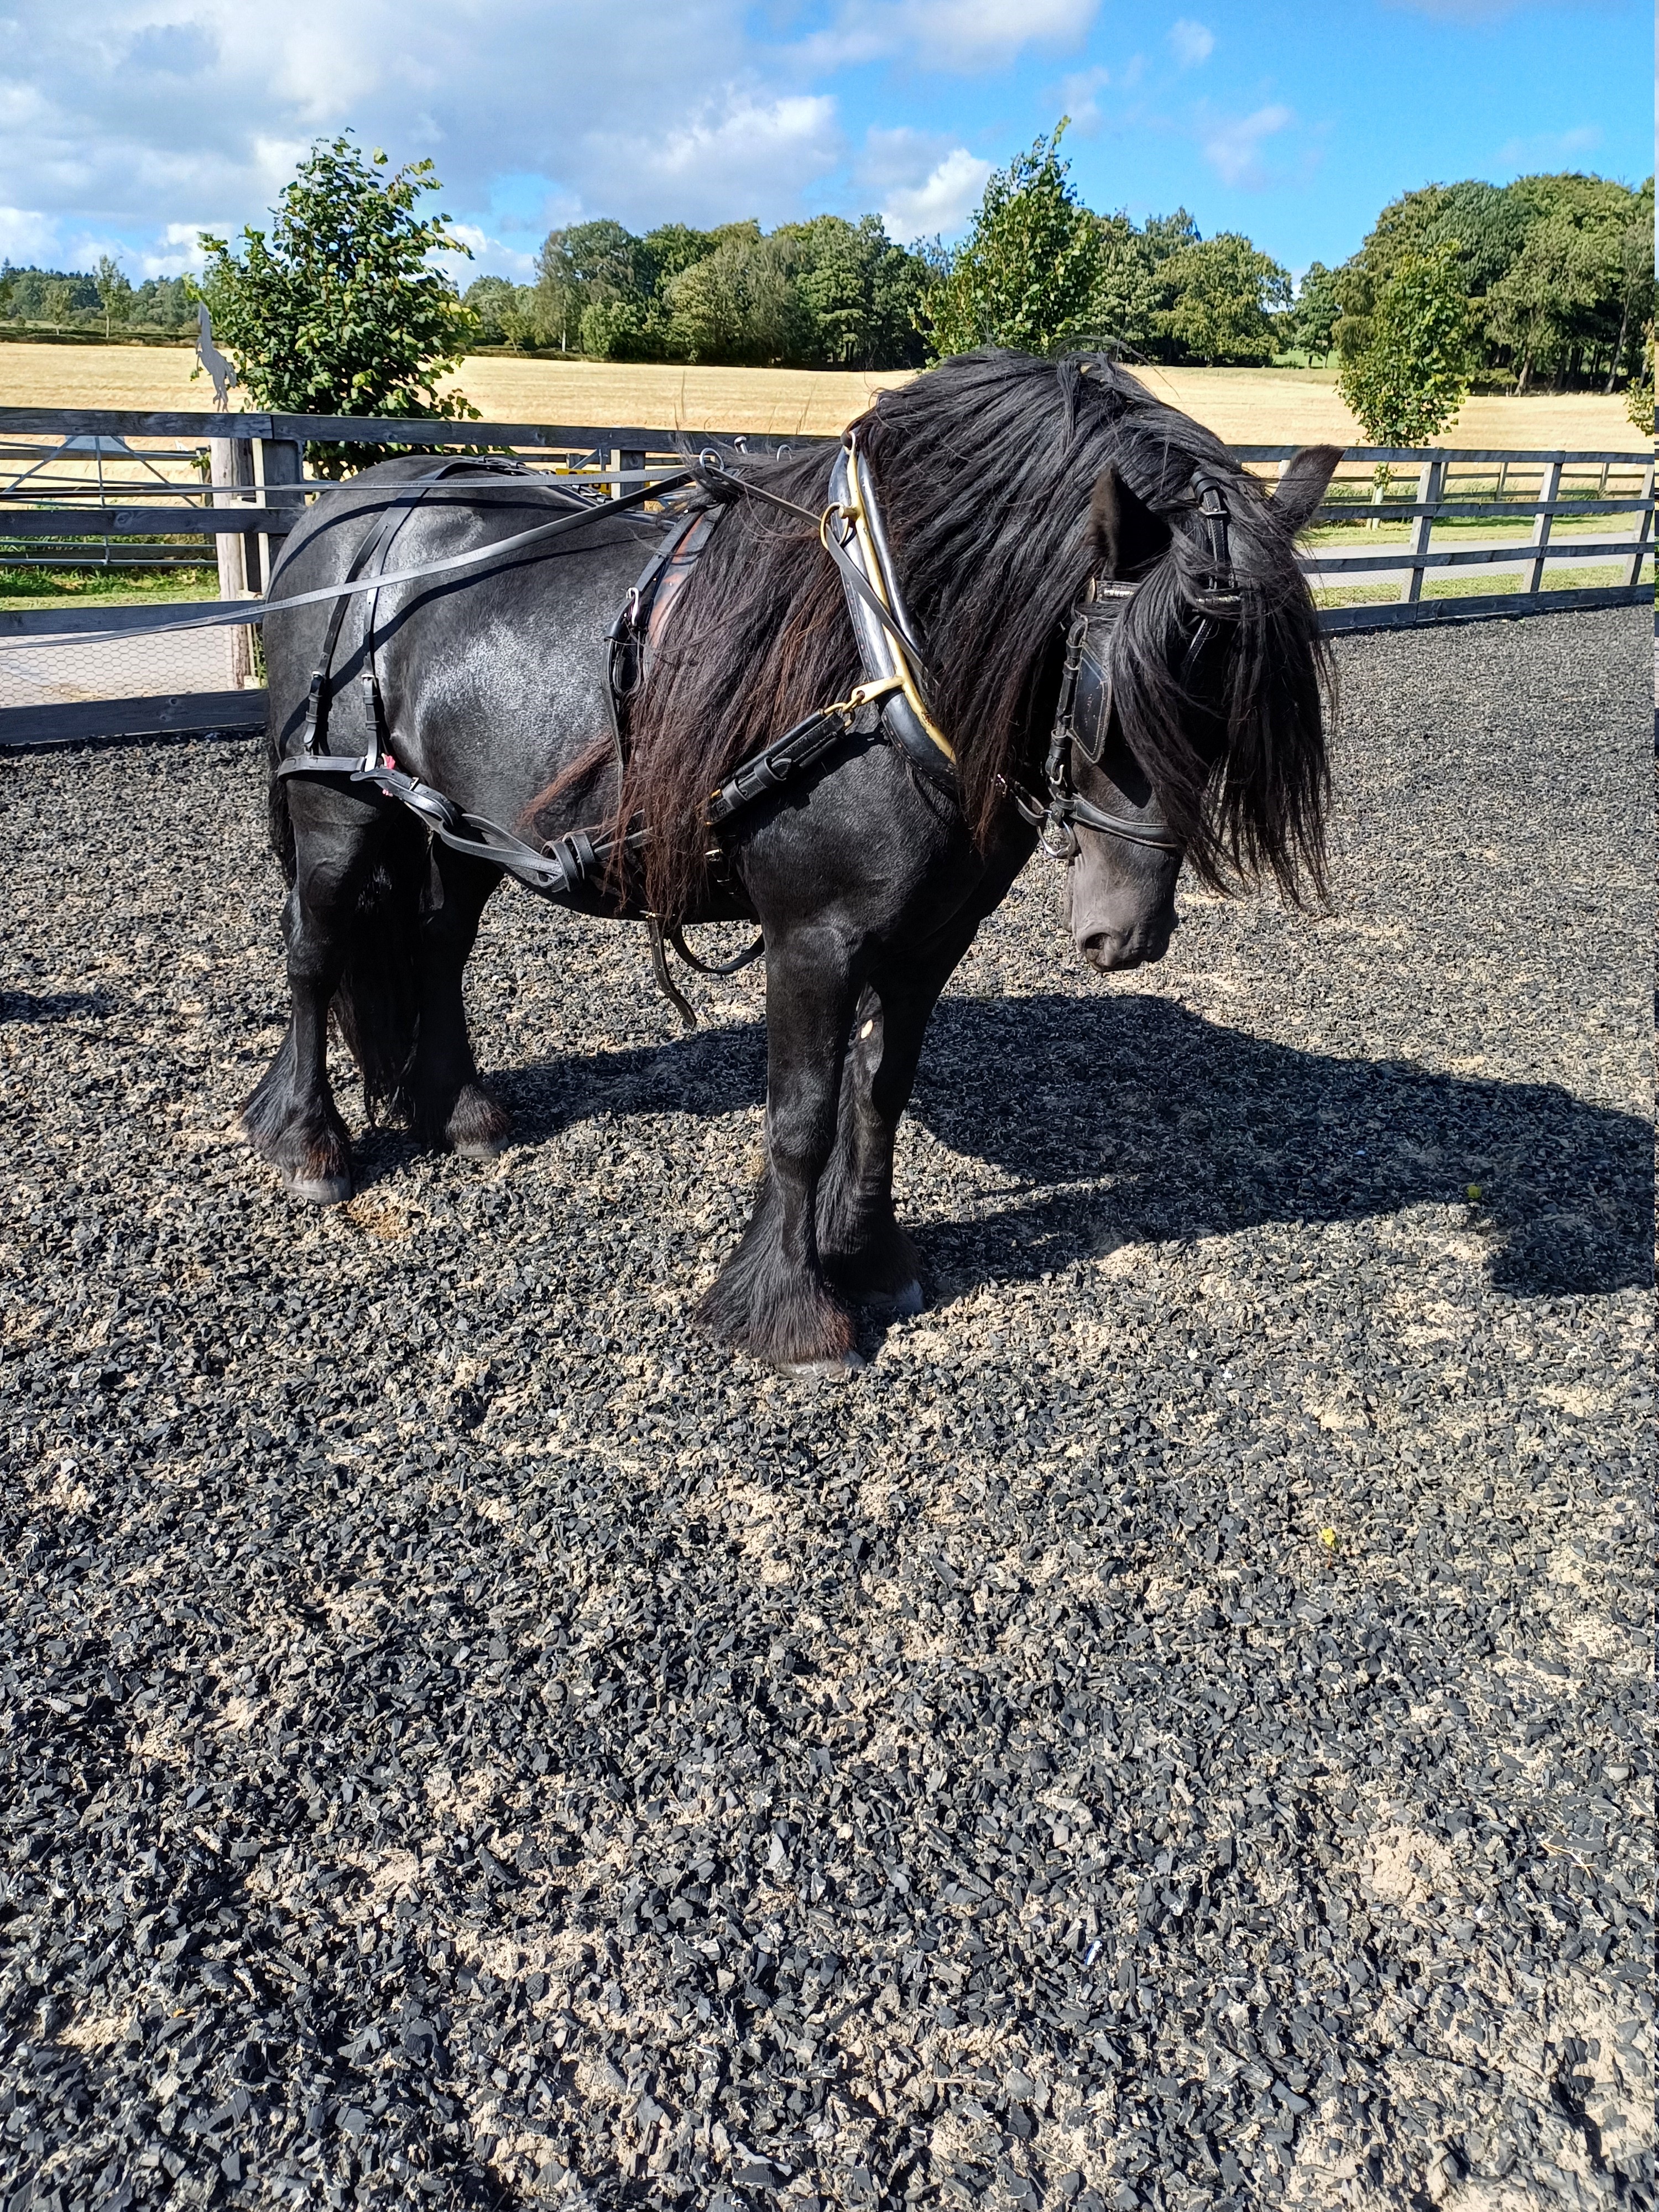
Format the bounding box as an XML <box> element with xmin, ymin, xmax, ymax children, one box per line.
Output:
<box><xmin>465</xmin><ymin>215</ymin><xmax>935</xmax><ymax>369</ymax></box>
<box><xmin>1</xmin><ymin>261</ymin><xmax>195</xmax><ymax>336</ymax></box>
<box><xmin>1287</xmin><ymin>170</ymin><xmax>1653</xmax><ymax>395</ymax></box>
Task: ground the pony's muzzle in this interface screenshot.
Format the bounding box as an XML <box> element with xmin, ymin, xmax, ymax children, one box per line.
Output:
<box><xmin>1065</xmin><ymin>851</ymin><xmax>1179</xmax><ymax>972</ymax></box>
<box><xmin>1078</xmin><ymin>916</ymin><xmax>1177</xmax><ymax>971</ymax></box>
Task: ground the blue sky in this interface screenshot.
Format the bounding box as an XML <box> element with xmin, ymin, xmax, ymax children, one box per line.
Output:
<box><xmin>0</xmin><ymin>0</ymin><xmax>1650</xmax><ymax>285</ymax></box>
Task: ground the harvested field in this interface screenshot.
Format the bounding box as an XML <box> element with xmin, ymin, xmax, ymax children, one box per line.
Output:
<box><xmin>1</xmin><ymin>609</ymin><xmax>1651</xmax><ymax>2211</ymax></box>
<box><xmin>0</xmin><ymin>343</ymin><xmax>1646</xmax><ymax>450</ymax></box>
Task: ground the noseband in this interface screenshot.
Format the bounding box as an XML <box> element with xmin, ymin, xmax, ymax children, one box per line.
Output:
<box><xmin>1027</xmin><ymin>466</ymin><xmax>1243</xmax><ymax>861</ymax></box>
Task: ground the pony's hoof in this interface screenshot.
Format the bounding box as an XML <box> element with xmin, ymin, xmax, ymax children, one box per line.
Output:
<box><xmin>866</xmin><ymin>1279</ymin><xmax>924</xmax><ymax>1317</ymax></box>
<box><xmin>444</xmin><ymin>1084</ymin><xmax>512</xmax><ymax>1160</ymax></box>
<box><xmin>453</xmin><ymin>1134</ymin><xmax>509</xmax><ymax>1162</ymax></box>
<box><xmin>284</xmin><ymin>1171</ymin><xmax>352</xmax><ymax>1206</ymax></box>
<box><xmin>782</xmin><ymin>1349</ymin><xmax>867</xmax><ymax>1380</ymax></box>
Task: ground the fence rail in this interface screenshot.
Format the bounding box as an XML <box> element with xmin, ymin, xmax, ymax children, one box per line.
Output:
<box><xmin>1</xmin><ymin>407</ymin><xmax>1650</xmax><ymax>749</ymax></box>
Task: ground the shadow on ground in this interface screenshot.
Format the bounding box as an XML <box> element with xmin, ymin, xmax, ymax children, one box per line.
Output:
<box><xmin>1</xmin><ymin>989</ymin><xmax>111</xmax><ymax>1022</ymax></box>
<box><xmin>472</xmin><ymin>993</ymin><xmax>1645</xmax><ymax>1302</ymax></box>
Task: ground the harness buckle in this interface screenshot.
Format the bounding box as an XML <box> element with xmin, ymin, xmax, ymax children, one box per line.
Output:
<box><xmin>1039</xmin><ymin>813</ymin><xmax>1080</xmax><ymax>862</ymax></box>
<box><xmin>822</xmin><ymin>672</ymin><xmax>903</xmax><ymax>723</ymax></box>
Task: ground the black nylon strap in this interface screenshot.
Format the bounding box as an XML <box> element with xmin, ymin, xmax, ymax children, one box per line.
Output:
<box><xmin>302</xmin><ymin>460</ymin><xmax>493</xmax><ymax>755</ymax></box>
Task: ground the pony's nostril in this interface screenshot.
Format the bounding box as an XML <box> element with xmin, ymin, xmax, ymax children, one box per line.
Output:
<box><xmin>1082</xmin><ymin>930</ymin><xmax>1138</xmax><ymax>971</ymax></box>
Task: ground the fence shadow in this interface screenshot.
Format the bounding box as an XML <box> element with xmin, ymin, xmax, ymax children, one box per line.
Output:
<box><xmin>485</xmin><ymin>993</ymin><xmax>1646</xmax><ymax>1302</ymax></box>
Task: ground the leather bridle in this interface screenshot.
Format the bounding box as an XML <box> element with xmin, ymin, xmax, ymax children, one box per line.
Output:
<box><xmin>1018</xmin><ymin>466</ymin><xmax>1243</xmax><ymax>863</ymax></box>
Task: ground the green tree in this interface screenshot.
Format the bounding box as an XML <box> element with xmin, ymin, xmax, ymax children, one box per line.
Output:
<box><xmin>1153</xmin><ymin>233</ymin><xmax>1289</xmax><ymax>364</ymax></box>
<box><xmin>1284</xmin><ymin>262</ymin><xmax>1342</xmax><ymax>362</ymax></box>
<box><xmin>637</xmin><ymin>223</ymin><xmax>720</xmax><ymax>296</ymax></box>
<box><xmin>1625</xmin><ymin>325</ymin><xmax>1654</xmax><ymax>432</ymax></box>
<box><xmin>128</xmin><ymin>275</ymin><xmax>165</xmax><ymax>326</ymax></box>
<box><xmin>93</xmin><ymin>253</ymin><xmax>132</xmax><ymax>338</ymax></box>
<box><xmin>1338</xmin><ymin>243</ymin><xmax>1472</xmax><ymax>458</ymax></box>
<box><xmin>1605</xmin><ymin>182</ymin><xmax>1653</xmax><ymax>392</ymax></box>
<box><xmin>664</xmin><ymin>231</ymin><xmax>812</xmax><ymax>364</ymax></box>
<box><xmin>1078</xmin><ymin>212</ymin><xmax>1159</xmax><ymax>355</ymax></box>
<box><xmin>775</xmin><ymin>213</ymin><xmax>927</xmax><ymax>367</ymax></box>
<box><xmin>925</xmin><ymin>121</ymin><xmax>1102</xmax><ymax>357</ymax></box>
<box><xmin>537</xmin><ymin>218</ymin><xmax>637</xmax><ymax>348</ymax></box>
<box><xmin>42</xmin><ymin>278</ymin><xmax>76</xmax><ymax>330</ymax></box>
<box><xmin>462</xmin><ymin>274</ymin><xmax>518</xmax><ymax>344</ymax></box>
<box><xmin>1487</xmin><ymin>211</ymin><xmax>1609</xmax><ymax>389</ymax></box>
<box><xmin>196</xmin><ymin>135</ymin><xmax>478</xmax><ymax>474</ymax></box>
<box><xmin>1364</xmin><ymin>179</ymin><xmax>1530</xmax><ymax>296</ymax></box>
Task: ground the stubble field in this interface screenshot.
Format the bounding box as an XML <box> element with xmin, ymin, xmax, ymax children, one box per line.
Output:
<box><xmin>0</xmin><ymin>343</ymin><xmax>1645</xmax><ymax>451</ymax></box>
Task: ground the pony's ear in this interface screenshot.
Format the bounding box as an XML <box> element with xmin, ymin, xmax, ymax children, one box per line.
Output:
<box><xmin>1272</xmin><ymin>445</ymin><xmax>1343</xmax><ymax>535</ymax></box>
<box><xmin>1089</xmin><ymin>464</ymin><xmax>1161</xmax><ymax>578</ymax></box>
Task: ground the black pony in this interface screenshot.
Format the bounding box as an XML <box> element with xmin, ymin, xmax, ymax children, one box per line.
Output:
<box><xmin>245</xmin><ymin>349</ymin><xmax>1339</xmax><ymax>1368</ymax></box>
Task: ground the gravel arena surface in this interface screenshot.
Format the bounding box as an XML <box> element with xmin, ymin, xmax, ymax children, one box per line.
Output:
<box><xmin>0</xmin><ymin>608</ymin><xmax>1651</xmax><ymax>2212</ymax></box>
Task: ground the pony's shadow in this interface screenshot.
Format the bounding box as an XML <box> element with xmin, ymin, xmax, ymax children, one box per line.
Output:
<box><xmin>1</xmin><ymin>989</ymin><xmax>111</xmax><ymax>1023</ymax></box>
<box><xmin>488</xmin><ymin>994</ymin><xmax>1645</xmax><ymax>1302</ymax></box>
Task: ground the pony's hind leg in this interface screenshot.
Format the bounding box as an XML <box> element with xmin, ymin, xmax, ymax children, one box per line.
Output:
<box><xmin>241</xmin><ymin>800</ymin><xmax>382</xmax><ymax>1204</ymax></box>
<box><xmin>409</xmin><ymin>844</ymin><xmax>511</xmax><ymax>1159</ymax></box>
<box><xmin>700</xmin><ymin>927</ymin><xmax>862</xmax><ymax>1371</ymax></box>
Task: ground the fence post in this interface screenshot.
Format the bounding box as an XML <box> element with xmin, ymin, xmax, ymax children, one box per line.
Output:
<box><xmin>209</xmin><ymin>435</ymin><xmax>254</xmax><ymax>690</ymax></box>
<box><xmin>1624</xmin><ymin>457</ymin><xmax>1654</xmax><ymax>588</ymax></box>
<box><xmin>1525</xmin><ymin>458</ymin><xmax>1562</xmax><ymax>594</ymax></box>
<box><xmin>610</xmin><ymin>446</ymin><xmax>644</xmax><ymax>501</ymax></box>
<box><xmin>1401</xmin><ymin>456</ymin><xmax>1441</xmax><ymax>604</ymax></box>
<box><xmin>260</xmin><ymin>437</ymin><xmax>306</xmax><ymax>539</ymax></box>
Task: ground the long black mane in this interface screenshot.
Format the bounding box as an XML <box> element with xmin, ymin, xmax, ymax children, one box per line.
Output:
<box><xmin>608</xmin><ymin>347</ymin><xmax>1332</xmax><ymax>916</ymax></box>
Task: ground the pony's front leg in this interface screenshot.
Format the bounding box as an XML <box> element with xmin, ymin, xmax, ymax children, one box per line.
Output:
<box><xmin>241</xmin><ymin>799</ymin><xmax>384</xmax><ymax>1204</ymax></box>
<box><xmin>816</xmin><ymin>976</ymin><xmax>932</xmax><ymax>1312</ymax></box>
<box><xmin>700</xmin><ymin>927</ymin><xmax>861</xmax><ymax>1371</ymax></box>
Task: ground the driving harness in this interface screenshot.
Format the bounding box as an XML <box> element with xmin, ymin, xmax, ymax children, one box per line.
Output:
<box><xmin>275</xmin><ymin>434</ymin><xmax>1243</xmax><ymax>1014</ymax></box>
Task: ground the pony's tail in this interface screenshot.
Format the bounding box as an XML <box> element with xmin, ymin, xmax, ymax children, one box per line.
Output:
<box><xmin>262</xmin><ymin>748</ymin><xmax>425</xmax><ymax>1126</ymax></box>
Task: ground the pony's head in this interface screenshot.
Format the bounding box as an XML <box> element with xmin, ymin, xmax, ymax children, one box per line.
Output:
<box><xmin>854</xmin><ymin>352</ymin><xmax>1340</xmax><ymax>969</ymax></box>
<box><xmin>1058</xmin><ymin>440</ymin><xmax>1341</xmax><ymax>971</ymax></box>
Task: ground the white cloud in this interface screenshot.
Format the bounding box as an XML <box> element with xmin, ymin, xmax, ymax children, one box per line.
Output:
<box><xmin>1201</xmin><ymin>103</ymin><xmax>1293</xmax><ymax>188</ymax></box>
<box><xmin>872</xmin><ymin>142</ymin><xmax>993</xmax><ymax>239</ymax></box>
<box><xmin>1167</xmin><ymin>18</ymin><xmax>1214</xmax><ymax>66</ymax></box>
<box><xmin>1060</xmin><ymin>65</ymin><xmax>1113</xmax><ymax>131</ymax></box>
<box><xmin>0</xmin><ymin>0</ymin><xmax>821</xmax><ymax>273</ymax></box>
<box><xmin>1494</xmin><ymin>121</ymin><xmax>1603</xmax><ymax>166</ymax></box>
<box><xmin>0</xmin><ymin>0</ymin><xmax>1100</xmax><ymax>279</ymax></box>
<box><xmin>0</xmin><ymin>206</ymin><xmax>59</xmax><ymax>263</ymax></box>
<box><xmin>1382</xmin><ymin>0</ymin><xmax>1619</xmax><ymax>18</ymax></box>
<box><xmin>430</xmin><ymin>221</ymin><xmax>537</xmax><ymax>286</ymax></box>
<box><xmin>799</xmin><ymin>0</ymin><xmax>1098</xmax><ymax>70</ymax></box>
<box><xmin>584</xmin><ymin>95</ymin><xmax>844</xmax><ymax>226</ymax></box>
<box><xmin>858</xmin><ymin>129</ymin><xmax>994</xmax><ymax>238</ymax></box>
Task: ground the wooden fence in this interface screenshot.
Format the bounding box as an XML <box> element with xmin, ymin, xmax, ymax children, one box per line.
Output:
<box><xmin>0</xmin><ymin>406</ymin><xmax>1651</xmax><ymax>749</ymax></box>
